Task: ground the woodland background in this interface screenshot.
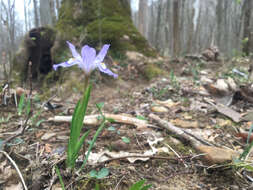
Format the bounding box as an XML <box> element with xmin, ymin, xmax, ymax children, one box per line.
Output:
<box><xmin>0</xmin><ymin>0</ymin><xmax>252</xmax><ymax>80</ymax></box>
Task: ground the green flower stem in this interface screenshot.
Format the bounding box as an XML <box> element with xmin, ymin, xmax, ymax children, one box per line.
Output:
<box><xmin>78</xmin><ymin>117</ymin><xmax>107</xmax><ymax>172</ymax></box>
<box><xmin>84</xmin><ymin>75</ymin><xmax>90</xmax><ymax>93</ymax></box>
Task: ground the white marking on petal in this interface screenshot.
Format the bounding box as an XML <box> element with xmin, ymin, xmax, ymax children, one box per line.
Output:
<box><xmin>68</xmin><ymin>58</ymin><xmax>76</xmax><ymax>64</ymax></box>
<box><xmin>100</xmin><ymin>62</ymin><xmax>107</xmax><ymax>70</ymax></box>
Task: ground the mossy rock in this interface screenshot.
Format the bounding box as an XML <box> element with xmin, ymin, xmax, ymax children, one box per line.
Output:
<box><xmin>143</xmin><ymin>63</ymin><xmax>165</xmax><ymax>80</ymax></box>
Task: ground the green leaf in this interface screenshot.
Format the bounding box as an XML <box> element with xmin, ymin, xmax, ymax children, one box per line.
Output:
<box><xmin>18</xmin><ymin>93</ymin><xmax>25</xmax><ymax>116</ymax></box>
<box><xmin>89</xmin><ymin>168</ymin><xmax>109</xmax><ymax>179</ymax></box>
<box><xmin>79</xmin><ymin>118</ymin><xmax>107</xmax><ymax>171</ymax></box>
<box><xmin>55</xmin><ymin>166</ymin><xmax>66</xmax><ymax>190</ymax></box>
<box><xmin>136</xmin><ymin>115</ymin><xmax>147</xmax><ymax>121</ymax></box>
<box><xmin>239</xmin><ymin>139</ymin><xmax>253</xmax><ymax>161</ymax></box>
<box><xmin>129</xmin><ymin>180</ymin><xmax>151</xmax><ymax>190</ymax></box>
<box><xmin>106</xmin><ymin>118</ymin><xmax>115</xmax><ymax>122</ymax></box>
<box><xmin>67</xmin><ymin>85</ymin><xmax>92</xmax><ymax>169</ymax></box>
<box><xmin>122</xmin><ymin>137</ymin><xmax>130</xmax><ymax>144</ymax></box>
<box><xmin>95</xmin><ymin>183</ymin><xmax>100</xmax><ymax>190</ymax></box>
<box><xmin>25</xmin><ymin>99</ymin><xmax>31</xmax><ymax>115</ymax></box>
<box><xmin>89</xmin><ymin>170</ymin><xmax>98</xmax><ymax>178</ymax></box>
<box><xmin>97</xmin><ymin>168</ymin><xmax>109</xmax><ymax>179</ymax></box>
<box><xmin>107</xmin><ymin>126</ymin><xmax>116</xmax><ymax>131</ymax></box>
<box><xmin>129</xmin><ymin>180</ymin><xmax>145</xmax><ymax>190</ymax></box>
<box><xmin>96</xmin><ymin>102</ymin><xmax>104</xmax><ymax>109</ymax></box>
<box><xmin>71</xmin><ymin>130</ymin><xmax>90</xmax><ymax>165</ymax></box>
<box><xmin>36</xmin><ymin>119</ymin><xmax>45</xmax><ymax>127</ymax></box>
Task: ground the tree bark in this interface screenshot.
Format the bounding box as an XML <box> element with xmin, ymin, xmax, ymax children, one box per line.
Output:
<box><xmin>173</xmin><ymin>0</ymin><xmax>180</xmax><ymax>57</ymax></box>
<box><xmin>242</xmin><ymin>0</ymin><xmax>252</xmax><ymax>55</ymax></box>
<box><xmin>33</xmin><ymin>0</ymin><xmax>39</xmax><ymax>27</ymax></box>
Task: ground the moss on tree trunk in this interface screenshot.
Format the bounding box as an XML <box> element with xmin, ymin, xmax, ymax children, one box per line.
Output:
<box><xmin>52</xmin><ymin>0</ymin><xmax>156</xmax><ymax>63</ymax></box>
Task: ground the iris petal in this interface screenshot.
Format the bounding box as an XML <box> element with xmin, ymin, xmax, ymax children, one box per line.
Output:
<box><xmin>81</xmin><ymin>45</ymin><xmax>96</xmax><ymax>74</ymax></box>
<box><xmin>53</xmin><ymin>58</ymin><xmax>78</xmax><ymax>70</ymax></box>
<box><xmin>94</xmin><ymin>44</ymin><xmax>110</xmax><ymax>65</ymax></box>
<box><xmin>97</xmin><ymin>62</ymin><xmax>118</xmax><ymax>78</ymax></box>
<box><xmin>66</xmin><ymin>41</ymin><xmax>82</xmax><ymax>60</ymax></box>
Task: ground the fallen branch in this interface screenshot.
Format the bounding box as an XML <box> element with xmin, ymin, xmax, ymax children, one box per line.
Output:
<box><xmin>149</xmin><ymin>113</ymin><xmax>211</xmax><ymax>148</ymax></box>
<box><xmin>149</xmin><ymin>113</ymin><xmax>240</xmax><ymax>164</ymax></box>
<box><xmin>49</xmin><ymin>114</ymin><xmax>148</xmax><ymax>129</ymax></box>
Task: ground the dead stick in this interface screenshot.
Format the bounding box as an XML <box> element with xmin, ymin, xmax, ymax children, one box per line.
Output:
<box><xmin>149</xmin><ymin>113</ymin><xmax>212</xmax><ymax>148</ymax></box>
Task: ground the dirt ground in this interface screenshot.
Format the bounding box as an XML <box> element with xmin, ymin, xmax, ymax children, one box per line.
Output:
<box><xmin>0</xmin><ymin>56</ymin><xmax>253</xmax><ymax>190</ymax></box>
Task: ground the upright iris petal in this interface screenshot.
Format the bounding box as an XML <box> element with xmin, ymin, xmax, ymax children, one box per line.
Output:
<box><xmin>53</xmin><ymin>41</ymin><xmax>118</xmax><ymax>78</ymax></box>
<box><xmin>81</xmin><ymin>45</ymin><xmax>96</xmax><ymax>74</ymax></box>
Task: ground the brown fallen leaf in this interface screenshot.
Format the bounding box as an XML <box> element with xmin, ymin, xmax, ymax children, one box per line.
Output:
<box><xmin>206</xmin><ymin>100</ymin><xmax>241</xmax><ymax>122</ymax></box>
<box><xmin>196</xmin><ymin>145</ymin><xmax>239</xmax><ymax>164</ymax></box>
<box><xmin>44</xmin><ymin>144</ymin><xmax>52</xmax><ymax>153</ymax></box>
<box><xmin>235</xmin><ymin>132</ymin><xmax>253</xmax><ymax>143</ymax></box>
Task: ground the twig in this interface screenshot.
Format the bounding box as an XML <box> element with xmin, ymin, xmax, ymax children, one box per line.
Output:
<box><xmin>113</xmin><ymin>175</ymin><xmax>125</xmax><ymax>190</ymax></box>
<box><xmin>28</xmin><ymin>61</ymin><xmax>33</xmax><ymax>110</ymax></box>
<box><xmin>163</xmin><ymin>142</ymin><xmax>188</xmax><ymax>168</ymax></box>
<box><xmin>2</xmin><ymin>110</ymin><xmax>33</xmax><ymax>147</ymax></box>
<box><xmin>0</xmin><ymin>150</ymin><xmax>28</xmax><ymax>190</ymax></box>
<box><xmin>149</xmin><ymin>113</ymin><xmax>212</xmax><ymax>147</ymax></box>
<box><xmin>99</xmin><ymin>154</ymin><xmax>190</xmax><ymax>165</ymax></box>
<box><xmin>40</xmin><ymin>94</ymin><xmax>57</xmax><ymax>109</ymax></box>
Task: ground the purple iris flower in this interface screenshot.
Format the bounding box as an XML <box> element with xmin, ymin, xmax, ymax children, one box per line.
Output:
<box><xmin>53</xmin><ymin>41</ymin><xmax>118</xmax><ymax>78</ymax></box>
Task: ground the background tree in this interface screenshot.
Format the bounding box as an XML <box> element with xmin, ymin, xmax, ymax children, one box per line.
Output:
<box><xmin>52</xmin><ymin>0</ymin><xmax>156</xmax><ymax>64</ymax></box>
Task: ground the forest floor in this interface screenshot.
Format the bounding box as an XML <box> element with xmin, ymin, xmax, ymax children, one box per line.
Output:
<box><xmin>0</xmin><ymin>54</ymin><xmax>253</xmax><ymax>190</ymax></box>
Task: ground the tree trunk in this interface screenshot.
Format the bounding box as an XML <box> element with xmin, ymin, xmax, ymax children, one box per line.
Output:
<box><xmin>155</xmin><ymin>0</ymin><xmax>162</xmax><ymax>51</ymax></box>
<box><xmin>49</xmin><ymin>0</ymin><xmax>56</xmax><ymax>25</ymax></box>
<box><xmin>242</xmin><ymin>0</ymin><xmax>252</xmax><ymax>55</ymax></box>
<box><xmin>24</xmin><ymin>0</ymin><xmax>28</xmax><ymax>31</ymax></box>
<box><xmin>173</xmin><ymin>0</ymin><xmax>180</xmax><ymax>57</ymax></box>
<box><xmin>33</xmin><ymin>0</ymin><xmax>39</xmax><ymax>27</ymax></box>
<box><xmin>40</xmin><ymin>0</ymin><xmax>52</xmax><ymax>26</ymax></box>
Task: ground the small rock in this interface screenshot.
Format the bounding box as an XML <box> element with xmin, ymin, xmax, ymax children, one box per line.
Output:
<box><xmin>230</xmin><ymin>185</ymin><xmax>240</xmax><ymax>190</ymax></box>
<box><xmin>111</xmin><ymin>139</ymin><xmax>129</xmax><ymax>151</ymax></box>
<box><xmin>57</xmin><ymin>136</ymin><xmax>69</xmax><ymax>141</ymax></box>
<box><xmin>200</xmin><ymin>76</ymin><xmax>213</xmax><ymax>84</ymax></box>
<box><xmin>169</xmin><ymin>136</ymin><xmax>181</xmax><ymax>145</ymax></box>
<box><xmin>151</xmin><ymin>106</ymin><xmax>168</xmax><ymax>113</ymax></box>
<box><xmin>215</xmin><ymin>79</ymin><xmax>229</xmax><ymax>92</ymax></box>
<box><xmin>122</xmin><ymin>35</ymin><xmax>130</xmax><ymax>40</ymax></box>
<box><xmin>126</xmin><ymin>51</ymin><xmax>144</xmax><ymax>61</ymax></box>
<box><xmin>41</xmin><ymin>133</ymin><xmax>56</xmax><ymax>140</ymax></box>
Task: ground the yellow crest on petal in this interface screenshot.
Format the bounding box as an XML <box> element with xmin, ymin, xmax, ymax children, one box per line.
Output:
<box><xmin>68</xmin><ymin>58</ymin><xmax>76</xmax><ymax>64</ymax></box>
<box><xmin>100</xmin><ymin>62</ymin><xmax>107</xmax><ymax>70</ymax></box>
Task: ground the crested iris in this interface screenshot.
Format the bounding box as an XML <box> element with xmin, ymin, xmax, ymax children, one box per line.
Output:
<box><xmin>53</xmin><ymin>41</ymin><xmax>118</xmax><ymax>78</ymax></box>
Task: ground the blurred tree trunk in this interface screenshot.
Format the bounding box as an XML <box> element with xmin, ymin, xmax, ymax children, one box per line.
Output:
<box><xmin>55</xmin><ymin>0</ymin><xmax>60</xmax><ymax>18</ymax></box>
<box><xmin>187</xmin><ymin>3</ymin><xmax>194</xmax><ymax>53</ymax></box>
<box><xmin>40</xmin><ymin>0</ymin><xmax>52</xmax><ymax>26</ymax></box>
<box><xmin>172</xmin><ymin>0</ymin><xmax>180</xmax><ymax>57</ymax></box>
<box><xmin>49</xmin><ymin>0</ymin><xmax>57</xmax><ymax>25</ymax></box>
<box><xmin>242</xmin><ymin>0</ymin><xmax>252</xmax><ymax>55</ymax></box>
<box><xmin>155</xmin><ymin>0</ymin><xmax>162</xmax><ymax>50</ymax></box>
<box><xmin>138</xmin><ymin>0</ymin><xmax>147</xmax><ymax>36</ymax></box>
<box><xmin>33</xmin><ymin>0</ymin><xmax>39</xmax><ymax>27</ymax></box>
<box><xmin>24</xmin><ymin>0</ymin><xmax>28</xmax><ymax>32</ymax></box>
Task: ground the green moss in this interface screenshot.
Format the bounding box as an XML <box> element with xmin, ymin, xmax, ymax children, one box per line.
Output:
<box><xmin>143</xmin><ymin>63</ymin><xmax>165</xmax><ymax>80</ymax></box>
